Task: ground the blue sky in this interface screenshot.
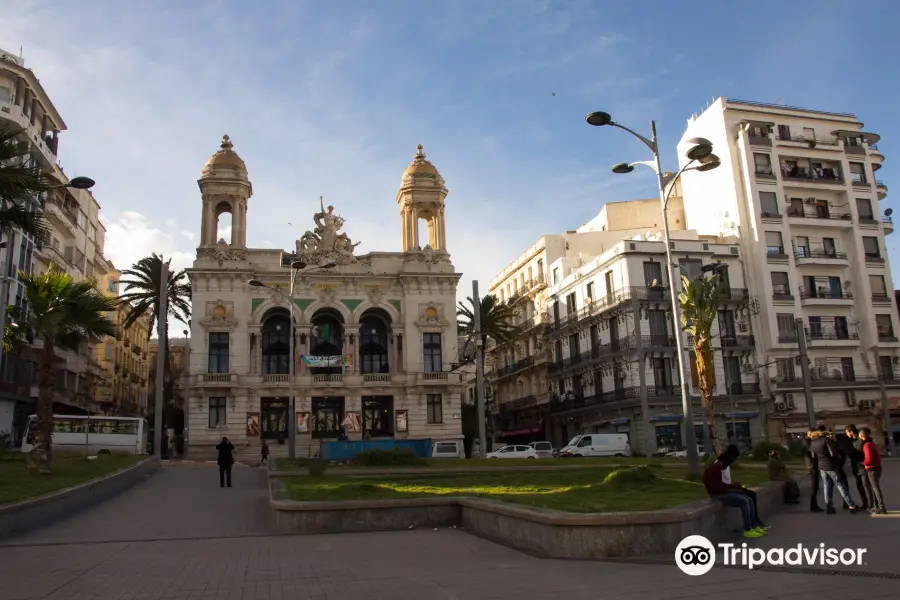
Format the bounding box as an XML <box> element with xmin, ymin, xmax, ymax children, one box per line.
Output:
<box><xmin>3</xmin><ymin>0</ymin><xmax>899</xmax><ymax>300</ymax></box>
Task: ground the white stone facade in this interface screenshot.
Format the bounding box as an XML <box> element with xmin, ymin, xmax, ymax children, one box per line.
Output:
<box><xmin>187</xmin><ymin>138</ymin><xmax>465</xmax><ymax>454</ymax></box>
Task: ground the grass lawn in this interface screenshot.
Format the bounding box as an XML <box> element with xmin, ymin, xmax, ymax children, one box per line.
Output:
<box><xmin>281</xmin><ymin>465</ymin><xmax>772</xmax><ymax>513</ymax></box>
<box><xmin>0</xmin><ymin>452</ymin><xmax>145</xmax><ymax>505</ymax></box>
<box><xmin>275</xmin><ymin>456</ymin><xmax>686</xmax><ymax>471</ymax></box>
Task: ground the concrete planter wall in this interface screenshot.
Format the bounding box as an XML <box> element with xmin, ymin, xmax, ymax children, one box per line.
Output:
<box><xmin>270</xmin><ymin>477</ymin><xmax>788</xmax><ymax>558</ymax></box>
<box><xmin>0</xmin><ymin>457</ymin><xmax>158</xmax><ymax>540</ymax></box>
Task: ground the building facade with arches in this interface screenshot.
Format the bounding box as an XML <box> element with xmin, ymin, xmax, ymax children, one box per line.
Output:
<box><xmin>186</xmin><ymin>137</ymin><xmax>464</xmax><ymax>456</ymax></box>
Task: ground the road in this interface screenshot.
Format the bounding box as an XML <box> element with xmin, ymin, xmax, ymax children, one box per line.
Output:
<box><xmin>0</xmin><ymin>461</ymin><xmax>897</xmax><ymax>599</ymax></box>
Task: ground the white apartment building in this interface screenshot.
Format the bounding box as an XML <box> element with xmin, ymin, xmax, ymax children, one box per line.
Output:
<box><xmin>486</xmin><ymin>194</ymin><xmax>692</xmax><ymax>448</ymax></box>
<box><xmin>543</xmin><ymin>233</ymin><xmax>759</xmax><ymax>455</ymax></box>
<box><xmin>678</xmin><ymin>98</ymin><xmax>898</xmax><ymax>443</ymax></box>
<box><xmin>0</xmin><ymin>49</ymin><xmax>111</xmax><ymax>442</ymax></box>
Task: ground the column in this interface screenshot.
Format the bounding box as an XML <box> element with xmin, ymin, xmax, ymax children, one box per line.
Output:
<box><xmin>298</xmin><ymin>328</ymin><xmax>309</xmax><ymax>374</ymax></box>
<box><xmin>410</xmin><ymin>208</ymin><xmax>419</xmax><ymax>248</ymax></box>
<box><xmin>294</xmin><ymin>331</ymin><xmax>302</xmax><ymax>377</ymax></box>
<box><xmin>254</xmin><ymin>333</ymin><xmax>263</xmax><ymax>374</ymax></box>
<box><xmin>393</xmin><ymin>334</ymin><xmax>401</xmax><ymax>373</ymax></box>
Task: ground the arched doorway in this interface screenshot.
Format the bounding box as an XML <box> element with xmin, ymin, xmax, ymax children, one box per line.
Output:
<box><xmin>359</xmin><ymin>308</ymin><xmax>392</xmax><ymax>374</ymax></box>
<box><xmin>309</xmin><ymin>308</ymin><xmax>344</xmax><ymax>375</ymax></box>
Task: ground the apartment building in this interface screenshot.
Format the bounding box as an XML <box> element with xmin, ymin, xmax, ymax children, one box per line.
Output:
<box><xmin>149</xmin><ymin>336</ymin><xmax>190</xmax><ymax>433</ymax></box>
<box><xmin>0</xmin><ymin>49</ymin><xmax>110</xmax><ymax>443</ymax></box>
<box><xmin>485</xmin><ymin>193</ymin><xmax>690</xmax><ymax>447</ymax></box>
<box><xmin>543</xmin><ymin>233</ymin><xmax>759</xmax><ymax>454</ymax></box>
<box><xmin>678</xmin><ymin>98</ymin><xmax>899</xmax><ymax>442</ymax></box>
<box><xmin>95</xmin><ymin>269</ymin><xmax>151</xmax><ymax>416</ymax></box>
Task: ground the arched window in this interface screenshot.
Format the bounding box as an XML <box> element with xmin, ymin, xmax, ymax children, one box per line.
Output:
<box><xmin>309</xmin><ymin>308</ymin><xmax>345</xmax><ymax>375</ymax></box>
<box><xmin>261</xmin><ymin>311</ymin><xmax>291</xmax><ymax>374</ymax></box>
<box><xmin>359</xmin><ymin>309</ymin><xmax>392</xmax><ymax>374</ymax></box>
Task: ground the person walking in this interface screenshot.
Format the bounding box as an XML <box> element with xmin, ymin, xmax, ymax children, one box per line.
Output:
<box><xmin>805</xmin><ymin>431</ymin><xmax>823</xmax><ymax>512</ymax></box>
<box><xmin>858</xmin><ymin>428</ymin><xmax>887</xmax><ymax>514</ymax></box>
<box><xmin>217</xmin><ymin>436</ymin><xmax>235</xmax><ymax>488</ymax></box>
<box><xmin>842</xmin><ymin>425</ymin><xmax>869</xmax><ymax>510</ymax></box>
<box><xmin>809</xmin><ymin>427</ymin><xmax>861</xmax><ymax>513</ymax></box>
<box><xmin>260</xmin><ymin>440</ymin><xmax>270</xmax><ymax>467</ymax></box>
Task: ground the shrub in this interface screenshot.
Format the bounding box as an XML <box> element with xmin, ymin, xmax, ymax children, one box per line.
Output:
<box><xmin>750</xmin><ymin>441</ymin><xmax>788</xmax><ymax>462</ymax></box>
<box><xmin>354</xmin><ymin>448</ymin><xmax>426</xmax><ymax>467</ymax></box>
<box><xmin>602</xmin><ymin>466</ymin><xmax>657</xmax><ymax>486</ymax></box>
<box><xmin>307</xmin><ymin>458</ymin><xmax>327</xmax><ymax>477</ymax></box>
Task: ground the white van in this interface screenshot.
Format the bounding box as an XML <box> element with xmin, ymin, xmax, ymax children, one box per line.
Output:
<box><xmin>558</xmin><ymin>433</ymin><xmax>631</xmax><ymax>457</ymax></box>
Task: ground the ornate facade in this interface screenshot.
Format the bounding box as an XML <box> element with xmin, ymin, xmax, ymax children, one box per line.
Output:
<box><xmin>186</xmin><ymin>137</ymin><xmax>464</xmax><ymax>455</ymax></box>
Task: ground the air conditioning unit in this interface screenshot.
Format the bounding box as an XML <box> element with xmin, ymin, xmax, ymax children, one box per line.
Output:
<box><xmin>742</xmin><ymin>362</ymin><xmax>754</xmax><ymax>373</ymax></box>
<box><xmin>805</xmin><ymin>197</ymin><xmax>817</xmax><ymax>204</ymax></box>
<box><xmin>738</xmin><ymin>322</ymin><xmax>749</xmax><ymax>332</ymax></box>
<box><xmin>859</xmin><ymin>399</ymin><xmax>872</xmax><ymax>411</ymax></box>
<box><xmin>786</xmin><ymin>393</ymin><xmax>796</xmax><ymax>409</ymax></box>
<box><xmin>774</xmin><ymin>400</ymin><xmax>787</xmax><ymax>411</ymax></box>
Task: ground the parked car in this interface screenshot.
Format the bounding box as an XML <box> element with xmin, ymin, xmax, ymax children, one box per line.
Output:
<box><xmin>664</xmin><ymin>446</ymin><xmax>706</xmax><ymax>458</ymax></box>
<box><xmin>486</xmin><ymin>445</ymin><xmax>539</xmax><ymax>459</ymax></box>
<box><xmin>528</xmin><ymin>441</ymin><xmax>554</xmax><ymax>458</ymax></box>
<box><xmin>558</xmin><ymin>433</ymin><xmax>631</xmax><ymax>457</ymax></box>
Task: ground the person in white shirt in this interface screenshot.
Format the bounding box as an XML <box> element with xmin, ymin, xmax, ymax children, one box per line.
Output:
<box><xmin>721</xmin><ymin>445</ymin><xmax>769</xmax><ymax>529</ymax></box>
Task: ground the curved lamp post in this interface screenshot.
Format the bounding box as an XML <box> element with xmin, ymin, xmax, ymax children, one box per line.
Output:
<box><xmin>587</xmin><ymin>111</ymin><xmax>720</xmax><ymax>476</ymax></box>
<box><xmin>248</xmin><ymin>260</ymin><xmax>336</xmax><ymax>459</ymax></box>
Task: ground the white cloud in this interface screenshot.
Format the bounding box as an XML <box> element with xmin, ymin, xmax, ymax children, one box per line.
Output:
<box><xmin>102</xmin><ymin>211</ymin><xmax>194</xmax><ymax>275</ymax></box>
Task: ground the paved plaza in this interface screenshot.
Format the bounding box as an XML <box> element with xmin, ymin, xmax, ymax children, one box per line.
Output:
<box><xmin>1</xmin><ymin>462</ymin><xmax>898</xmax><ymax>600</ymax></box>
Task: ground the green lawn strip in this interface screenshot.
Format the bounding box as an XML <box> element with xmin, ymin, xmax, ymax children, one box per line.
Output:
<box><xmin>275</xmin><ymin>456</ymin><xmax>687</xmax><ymax>472</ymax></box>
<box><xmin>0</xmin><ymin>452</ymin><xmax>146</xmax><ymax>505</ymax></box>
<box><xmin>281</xmin><ymin>465</ymin><xmax>772</xmax><ymax>513</ymax></box>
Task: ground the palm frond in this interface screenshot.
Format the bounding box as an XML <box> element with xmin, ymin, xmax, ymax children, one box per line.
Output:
<box><xmin>119</xmin><ymin>253</ymin><xmax>192</xmax><ymax>338</ymax></box>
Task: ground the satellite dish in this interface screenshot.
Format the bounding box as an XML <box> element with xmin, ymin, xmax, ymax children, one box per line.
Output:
<box><xmin>885</xmin><ymin>208</ymin><xmax>893</xmax><ymax>217</ymax></box>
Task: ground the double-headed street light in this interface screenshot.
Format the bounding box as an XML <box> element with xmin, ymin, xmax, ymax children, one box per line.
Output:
<box><xmin>586</xmin><ymin>111</ymin><xmax>720</xmax><ymax>476</ymax></box>
<box><xmin>248</xmin><ymin>260</ymin><xmax>336</xmax><ymax>460</ymax></box>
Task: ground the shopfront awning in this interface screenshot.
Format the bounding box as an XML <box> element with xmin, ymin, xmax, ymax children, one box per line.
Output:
<box><xmin>611</xmin><ymin>417</ymin><xmax>630</xmax><ymax>426</ymax></box>
<box><xmin>649</xmin><ymin>414</ymin><xmax>684</xmax><ymax>423</ymax></box>
<box><xmin>499</xmin><ymin>427</ymin><xmax>542</xmax><ymax>437</ymax></box>
<box><xmin>722</xmin><ymin>411</ymin><xmax>759</xmax><ymax>419</ymax></box>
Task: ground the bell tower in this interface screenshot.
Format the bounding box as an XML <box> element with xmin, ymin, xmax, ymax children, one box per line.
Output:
<box><xmin>198</xmin><ymin>135</ymin><xmax>252</xmax><ymax>248</ymax></box>
<box><xmin>396</xmin><ymin>144</ymin><xmax>448</xmax><ymax>252</ymax></box>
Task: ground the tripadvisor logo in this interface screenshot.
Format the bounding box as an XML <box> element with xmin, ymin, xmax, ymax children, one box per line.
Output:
<box><xmin>675</xmin><ymin>535</ymin><xmax>867</xmax><ymax>576</ymax></box>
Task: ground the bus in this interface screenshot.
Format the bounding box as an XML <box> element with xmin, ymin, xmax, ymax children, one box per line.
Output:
<box><xmin>21</xmin><ymin>414</ymin><xmax>149</xmax><ymax>455</ymax></box>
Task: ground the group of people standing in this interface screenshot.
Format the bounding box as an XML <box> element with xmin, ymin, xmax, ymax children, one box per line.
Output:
<box><xmin>805</xmin><ymin>424</ymin><xmax>886</xmax><ymax>514</ymax></box>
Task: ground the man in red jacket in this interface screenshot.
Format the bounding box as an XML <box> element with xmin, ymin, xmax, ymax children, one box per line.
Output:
<box><xmin>704</xmin><ymin>450</ymin><xmax>766</xmax><ymax>538</ymax></box>
<box><xmin>858</xmin><ymin>428</ymin><xmax>887</xmax><ymax>514</ymax></box>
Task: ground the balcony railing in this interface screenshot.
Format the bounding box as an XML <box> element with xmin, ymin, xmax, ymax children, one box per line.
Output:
<box><xmin>799</xmin><ymin>290</ymin><xmax>852</xmax><ymax>300</ymax></box>
<box><xmin>495</xmin><ymin>355</ymin><xmax>536</xmax><ymax>378</ymax></box>
<box><xmin>795</xmin><ymin>250</ymin><xmax>848</xmax><ymax>261</ymax></box>
<box><xmin>720</xmin><ymin>335</ymin><xmax>755</xmax><ymax>348</ymax></box>
<box><xmin>549</xmin><ymin>286</ymin><xmax>671</xmax><ymax>332</ymax></box>
<box><xmin>786</xmin><ymin>210</ymin><xmax>851</xmax><ymax>221</ymax></box>
<box><xmin>866</xmin><ymin>254</ymin><xmax>885</xmax><ymax>264</ymax></box>
<box><xmin>807</xmin><ymin>329</ymin><xmax>859</xmax><ymax>341</ymax></box>
<box><xmin>781</xmin><ymin>167</ymin><xmax>842</xmax><ymax>183</ymax></box>
<box><xmin>723</xmin><ymin>288</ymin><xmax>750</xmax><ymax>301</ymax></box>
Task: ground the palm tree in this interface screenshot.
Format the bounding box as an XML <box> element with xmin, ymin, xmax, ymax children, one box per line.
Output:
<box><xmin>457</xmin><ymin>294</ymin><xmax>517</xmax><ymax>451</ymax></box>
<box><xmin>118</xmin><ymin>254</ymin><xmax>191</xmax><ymax>430</ymax></box>
<box><xmin>0</xmin><ymin>125</ymin><xmax>52</xmax><ymax>241</ymax></box>
<box><xmin>5</xmin><ymin>266</ymin><xmax>118</xmax><ymax>472</ymax></box>
<box><xmin>678</xmin><ymin>273</ymin><xmax>726</xmax><ymax>456</ymax></box>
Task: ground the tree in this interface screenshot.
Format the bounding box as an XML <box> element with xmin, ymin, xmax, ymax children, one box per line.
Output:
<box><xmin>678</xmin><ymin>273</ymin><xmax>725</xmax><ymax>456</ymax></box>
<box><xmin>457</xmin><ymin>294</ymin><xmax>517</xmax><ymax>450</ymax></box>
<box><xmin>0</xmin><ymin>125</ymin><xmax>52</xmax><ymax>242</ymax></box>
<box><xmin>118</xmin><ymin>254</ymin><xmax>191</xmax><ymax>431</ymax></box>
<box><xmin>5</xmin><ymin>267</ymin><xmax>118</xmax><ymax>472</ymax></box>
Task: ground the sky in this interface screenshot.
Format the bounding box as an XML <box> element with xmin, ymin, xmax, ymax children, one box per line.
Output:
<box><xmin>2</xmin><ymin>0</ymin><xmax>900</xmax><ymax>307</ymax></box>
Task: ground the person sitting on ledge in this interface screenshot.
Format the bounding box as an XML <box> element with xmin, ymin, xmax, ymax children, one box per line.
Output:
<box><xmin>767</xmin><ymin>449</ymin><xmax>801</xmax><ymax>504</ymax></box>
<box><xmin>703</xmin><ymin>449</ymin><xmax>767</xmax><ymax>538</ymax></box>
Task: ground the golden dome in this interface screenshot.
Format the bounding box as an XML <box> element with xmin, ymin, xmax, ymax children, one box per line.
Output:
<box><xmin>202</xmin><ymin>135</ymin><xmax>247</xmax><ymax>178</ymax></box>
<box><xmin>403</xmin><ymin>144</ymin><xmax>440</xmax><ymax>177</ymax></box>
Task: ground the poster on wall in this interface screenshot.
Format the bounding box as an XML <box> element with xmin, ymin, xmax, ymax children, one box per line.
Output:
<box><xmin>395</xmin><ymin>410</ymin><xmax>408</xmax><ymax>433</ymax></box>
<box><xmin>246</xmin><ymin>412</ymin><xmax>260</xmax><ymax>437</ymax></box>
<box><xmin>296</xmin><ymin>413</ymin><xmax>310</xmax><ymax>434</ymax></box>
<box><xmin>341</xmin><ymin>412</ymin><xmax>362</xmax><ymax>433</ymax></box>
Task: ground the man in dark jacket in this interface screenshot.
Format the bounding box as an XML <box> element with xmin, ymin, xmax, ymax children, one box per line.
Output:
<box><xmin>703</xmin><ymin>449</ymin><xmax>765</xmax><ymax>538</ymax></box>
<box><xmin>217</xmin><ymin>436</ymin><xmax>235</xmax><ymax>488</ymax></box>
<box><xmin>809</xmin><ymin>429</ymin><xmax>860</xmax><ymax>513</ymax></box>
<box><xmin>804</xmin><ymin>432</ymin><xmax>823</xmax><ymax>512</ymax></box>
<box><xmin>842</xmin><ymin>425</ymin><xmax>869</xmax><ymax>510</ymax></box>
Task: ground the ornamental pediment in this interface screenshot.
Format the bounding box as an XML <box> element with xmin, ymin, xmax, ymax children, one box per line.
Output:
<box><xmin>200</xmin><ymin>299</ymin><xmax>238</xmax><ymax>330</ymax></box>
<box><xmin>415</xmin><ymin>302</ymin><xmax>449</xmax><ymax>329</ymax></box>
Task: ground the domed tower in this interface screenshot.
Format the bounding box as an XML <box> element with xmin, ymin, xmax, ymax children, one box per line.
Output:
<box><xmin>198</xmin><ymin>135</ymin><xmax>252</xmax><ymax>248</ymax></box>
<box><xmin>396</xmin><ymin>144</ymin><xmax>448</xmax><ymax>252</ymax></box>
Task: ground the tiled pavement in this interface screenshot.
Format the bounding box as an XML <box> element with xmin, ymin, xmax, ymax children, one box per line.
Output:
<box><xmin>1</xmin><ymin>462</ymin><xmax>898</xmax><ymax>600</ymax></box>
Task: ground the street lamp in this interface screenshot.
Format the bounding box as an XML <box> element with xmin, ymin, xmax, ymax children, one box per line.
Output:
<box><xmin>587</xmin><ymin>110</ymin><xmax>720</xmax><ymax>476</ymax></box>
<box><xmin>247</xmin><ymin>260</ymin><xmax>336</xmax><ymax>459</ymax></box>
